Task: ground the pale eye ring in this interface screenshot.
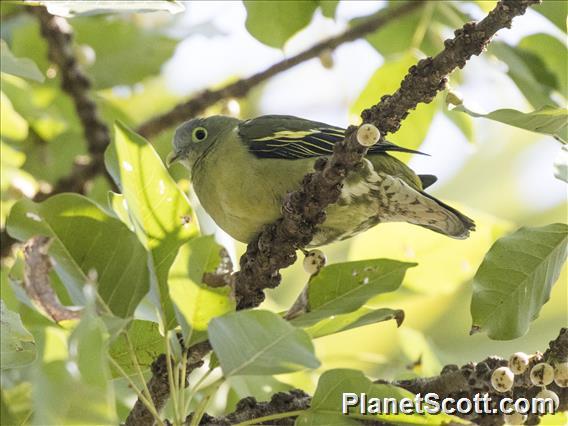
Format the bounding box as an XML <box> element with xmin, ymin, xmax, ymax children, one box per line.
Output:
<box><xmin>192</xmin><ymin>127</ymin><xmax>208</xmax><ymax>142</ymax></box>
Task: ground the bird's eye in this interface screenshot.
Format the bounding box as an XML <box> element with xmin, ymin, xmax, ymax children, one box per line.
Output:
<box><xmin>192</xmin><ymin>127</ymin><xmax>208</xmax><ymax>142</ymax></box>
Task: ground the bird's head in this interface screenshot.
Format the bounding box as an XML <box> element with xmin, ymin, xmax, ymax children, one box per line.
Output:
<box><xmin>167</xmin><ymin>115</ymin><xmax>239</xmax><ymax>170</ymax></box>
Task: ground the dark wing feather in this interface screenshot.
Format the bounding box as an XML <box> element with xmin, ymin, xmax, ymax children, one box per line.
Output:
<box><xmin>238</xmin><ymin>115</ymin><xmax>426</xmax><ymax>160</ymax></box>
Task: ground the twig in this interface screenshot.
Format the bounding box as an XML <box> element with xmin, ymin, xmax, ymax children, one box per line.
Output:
<box><xmin>30</xmin><ymin>6</ymin><xmax>113</xmax><ymax>197</ymax></box>
<box><xmin>232</xmin><ymin>0</ymin><xmax>540</xmax><ymax>310</ymax></box>
<box><xmin>195</xmin><ymin>328</ymin><xmax>567</xmax><ymax>426</ymax></box>
<box><xmin>136</xmin><ymin>1</ymin><xmax>422</xmax><ymax>138</ymax></box>
<box><xmin>125</xmin><ymin>341</ymin><xmax>212</xmax><ymax>426</ymax></box>
<box><xmin>23</xmin><ymin>236</ymin><xmax>80</xmax><ymax>322</ymax></box>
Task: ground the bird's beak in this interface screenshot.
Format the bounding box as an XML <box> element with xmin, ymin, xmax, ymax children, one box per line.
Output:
<box><xmin>166</xmin><ymin>151</ymin><xmax>180</xmax><ymax>167</ymax></box>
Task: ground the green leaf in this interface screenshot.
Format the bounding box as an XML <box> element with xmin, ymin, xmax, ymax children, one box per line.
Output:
<box><xmin>518</xmin><ymin>34</ymin><xmax>567</xmax><ymax>98</ymax></box>
<box><xmin>297</xmin><ymin>369</ymin><xmax>462</xmax><ymax>425</ymax></box>
<box><xmin>554</xmin><ymin>145</ymin><xmax>568</xmax><ymax>184</ymax></box>
<box><xmin>0</xmin><ymin>91</ymin><xmax>27</xmax><ymax>141</ymax></box>
<box><xmin>105</xmin><ymin>121</ymin><xmax>197</xmax><ymax>328</ymax></box>
<box><xmin>319</xmin><ymin>1</ymin><xmax>339</xmax><ymax>19</ymax></box>
<box><xmin>533</xmin><ymin>0</ymin><xmax>567</xmax><ymax>32</ymax></box>
<box><xmin>33</xmin><ymin>310</ymin><xmax>117</xmax><ymax>424</ymax></box>
<box><xmin>356</xmin><ymin>2</ymin><xmax>467</xmax><ymax>58</ymax></box>
<box><xmin>11</xmin><ymin>16</ymin><xmax>177</xmax><ymax>89</ymax></box>
<box><xmin>443</xmin><ymin>104</ymin><xmax>474</xmax><ymax>143</ymax></box>
<box><xmin>168</xmin><ymin>236</ymin><xmax>235</xmax><ymax>343</ymax></box>
<box><xmin>208</xmin><ymin>310</ymin><xmax>320</xmax><ymax>376</ymax></box>
<box><xmin>243</xmin><ymin>1</ymin><xmax>318</xmax><ymax>48</ymax></box>
<box><xmin>6</xmin><ymin>194</ymin><xmax>149</xmax><ymax>318</ymax></box>
<box><xmin>291</xmin><ymin>259</ymin><xmax>414</xmax><ymax>328</ymax></box>
<box><xmin>1</xmin><ymin>383</ymin><xmax>32</xmax><ymax>426</ymax></box>
<box><xmin>351</xmin><ymin>54</ymin><xmax>437</xmax><ymax>153</ymax></box>
<box><xmin>489</xmin><ymin>42</ymin><xmax>559</xmax><ymax>109</ymax></box>
<box><xmin>0</xmin><ymin>40</ymin><xmax>44</xmax><ymax>82</ymax></box>
<box><xmin>30</xmin><ymin>1</ymin><xmax>184</xmax><ymax>17</ymax></box>
<box><xmin>0</xmin><ymin>300</ymin><xmax>36</xmax><ymax>369</ymax></box>
<box><xmin>108</xmin><ymin>320</ymin><xmax>164</xmax><ymax>376</ymax></box>
<box><xmin>471</xmin><ymin>223</ymin><xmax>568</xmax><ymax>340</ymax></box>
<box><xmin>303</xmin><ymin>307</ymin><xmax>404</xmax><ymax>339</ymax></box>
<box><xmin>451</xmin><ymin>104</ymin><xmax>568</xmax><ymax>144</ymax></box>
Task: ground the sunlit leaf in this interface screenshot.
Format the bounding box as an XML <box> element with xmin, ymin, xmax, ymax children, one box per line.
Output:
<box><xmin>0</xmin><ymin>91</ymin><xmax>27</xmax><ymax>141</ymax></box>
<box><xmin>451</xmin><ymin>103</ymin><xmax>567</xmax><ymax>143</ymax></box>
<box><xmin>108</xmin><ymin>320</ymin><xmax>164</xmax><ymax>376</ymax></box>
<box><xmin>471</xmin><ymin>223</ymin><xmax>568</xmax><ymax>340</ymax></box>
<box><xmin>243</xmin><ymin>1</ymin><xmax>318</xmax><ymax>48</ymax></box>
<box><xmin>31</xmin><ymin>1</ymin><xmax>184</xmax><ymax>17</ymax></box>
<box><xmin>303</xmin><ymin>307</ymin><xmax>404</xmax><ymax>339</ymax></box>
<box><xmin>554</xmin><ymin>145</ymin><xmax>568</xmax><ymax>184</ymax></box>
<box><xmin>291</xmin><ymin>259</ymin><xmax>414</xmax><ymax>328</ymax></box>
<box><xmin>0</xmin><ymin>40</ymin><xmax>44</xmax><ymax>82</ymax></box>
<box><xmin>105</xmin><ymin>121</ymin><xmax>198</xmax><ymax>328</ymax></box>
<box><xmin>168</xmin><ymin>236</ymin><xmax>235</xmax><ymax>344</ymax></box>
<box><xmin>518</xmin><ymin>34</ymin><xmax>567</xmax><ymax>98</ymax></box>
<box><xmin>33</xmin><ymin>309</ymin><xmax>117</xmax><ymax>424</ymax></box>
<box><xmin>0</xmin><ymin>300</ymin><xmax>36</xmax><ymax>369</ymax></box>
<box><xmin>489</xmin><ymin>42</ymin><xmax>559</xmax><ymax>109</ymax></box>
<box><xmin>209</xmin><ymin>310</ymin><xmax>320</xmax><ymax>376</ymax></box>
<box><xmin>6</xmin><ymin>194</ymin><xmax>149</xmax><ymax>318</ymax></box>
<box><xmin>1</xmin><ymin>383</ymin><xmax>32</xmax><ymax>426</ymax></box>
<box><xmin>533</xmin><ymin>0</ymin><xmax>567</xmax><ymax>33</ymax></box>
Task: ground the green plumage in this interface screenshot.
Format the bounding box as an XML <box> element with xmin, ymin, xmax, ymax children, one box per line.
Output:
<box><xmin>169</xmin><ymin>115</ymin><xmax>475</xmax><ymax>246</ymax></box>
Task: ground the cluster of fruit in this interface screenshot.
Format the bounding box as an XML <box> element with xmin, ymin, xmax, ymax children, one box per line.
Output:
<box><xmin>491</xmin><ymin>352</ymin><xmax>567</xmax><ymax>424</ymax></box>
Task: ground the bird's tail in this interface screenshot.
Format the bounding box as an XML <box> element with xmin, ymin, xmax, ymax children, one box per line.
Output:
<box><xmin>415</xmin><ymin>190</ymin><xmax>476</xmax><ymax>239</ymax></box>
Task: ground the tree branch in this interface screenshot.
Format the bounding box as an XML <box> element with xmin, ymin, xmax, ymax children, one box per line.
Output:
<box><xmin>232</xmin><ymin>0</ymin><xmax>539</xmax><ymax>310</ymax></box>
<box><xmin>23</xmin><ymin>236</ymin><xmax>80</xmax><ymax>322</ymax></box>
<box><xmin>30</xmin><ymin>6</ymin><xmax>113</xmax><ymax>198</ymax></box>
<box><xmin>196</xmin><ymin>328</ymin><xmax>567</xmax><ymax>426</ymax></box>
<box><xmin>136</xmin><ymin>1</ymin><xmax>422</xmax><ymax>138</ymax></box>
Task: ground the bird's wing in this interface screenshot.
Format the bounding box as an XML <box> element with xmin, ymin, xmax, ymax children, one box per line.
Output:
<box><xmin>238</xmin><ymin>115</ymin><xmax>425</xmax><ymax>160</ymax></box>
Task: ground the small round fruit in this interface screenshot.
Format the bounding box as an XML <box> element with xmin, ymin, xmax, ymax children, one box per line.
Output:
<box><xmin>356</xmin><ymin>123</ymin><xmax>381</xmax><ymax>147</ymax></box>
<box><xmin>553</xmin><ymin>361</ymin><xmax>568</xmax><ymax>387</ymax></box>
<box><xmin>318</xmin><ymin>48</ymin><xmax>334</xmax><ymax>69</ymax></box>
<box><xmin>503</xmin><ymin>411</ymin><xmax>527</xmax><ymax>425</ymax></box>
<box><xmin>491</xmin><ymin>366</ymin><xmax>514</xmax><ymax>392</ymax></box>
<box><xmin>535</xmin><ymin>389</ymin><xmax>559</xmax><ymax>413</ymax></box>
<box><xmin>303</xmin><ymin>249</ymin><xmax>326</xmax><ymax>275</ymax></box>
<box><xmin>508</xmin><ymin>352</ymin><xmax>530</xmax><ymax>374</ymax></box>
<box><xmin>530</xmin><ymin>362</ymin><xmax>554</xmax><ymax>386</ymax></box>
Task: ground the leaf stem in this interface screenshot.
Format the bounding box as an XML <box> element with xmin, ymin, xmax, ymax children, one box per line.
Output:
<box><xmin>165</xmin><ymin>331</ymin><xmax>181</xmax><ymax>425</ymax></box>
<box><xmin>108</xmin><ymin>357</ymin><xmax>164</xmax><ymax>426</ymax></box>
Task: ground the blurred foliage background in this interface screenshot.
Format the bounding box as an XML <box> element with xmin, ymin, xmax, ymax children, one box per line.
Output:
<box><xmin>0</xmin><ymin>1</ymin><xmax>566</xmax><ymax>425</ymax></box>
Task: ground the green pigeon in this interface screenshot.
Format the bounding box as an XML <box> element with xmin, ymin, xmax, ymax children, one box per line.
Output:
<box><xmin>167</xmin><ymin>115</ymin><xmax>475</xmax><ymax>247</ymax></box>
